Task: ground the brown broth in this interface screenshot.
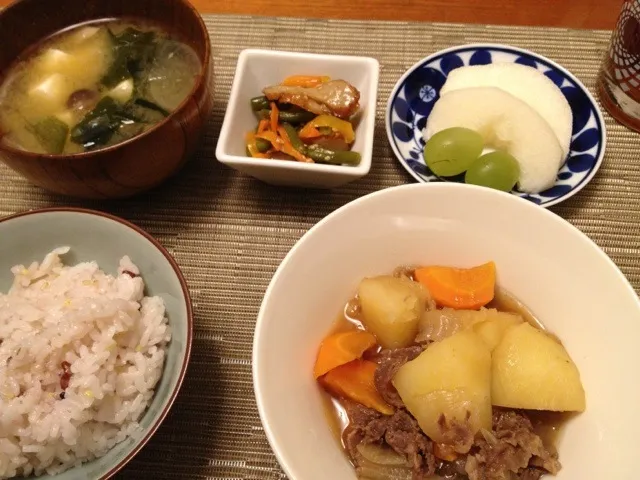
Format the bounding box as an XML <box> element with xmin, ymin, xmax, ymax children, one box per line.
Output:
<box><xmin>322</xmin><ymin>393</ymin><xmax>350</xmax><ymax>442</ymax></box>
<box><xmin>486</xmin><ymin>287</ymin><xmax>541</xmax><ymax>328</ymax></box>
<box><xmin>320</xmin><ymin>273</ymin><xmax>572</xmax><ymax>477</ymax></box>
<box><xmin>527</xmin><ymin>410</ymin><xmax>575</xmax><ymax>450</ymax></box>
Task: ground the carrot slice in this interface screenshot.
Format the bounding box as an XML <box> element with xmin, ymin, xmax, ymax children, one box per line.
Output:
<box><xmin>314</xmin><ymin>330</ymin><xmax>377</xmax><ymax>378</ymax></box>
<box><xmin>414</xmin><ymin>261</ymin><xmax>496</xmax><ymax>310</ymax></box>
<box><xmin>270</xmin><ymin>102</ymin><xmax>279</xmax><ymax>132</ymax></box>
<box><xmin>281</xmin><ymin>75</ymin><xmax>330</xmax><ymax>88</ymax></box>
<box><xmin>257</xmin><ymin>119</ymin><xmax>270</xmax><ymax>133</ymax></box>
<box><xmin>322</xmin><ymin>359</ymin><xmax>394</xmax><ymax>415</ymax></box>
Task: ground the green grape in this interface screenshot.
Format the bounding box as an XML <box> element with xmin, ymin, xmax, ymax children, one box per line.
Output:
<box><xmin>423</xmin><ymin>127</ymin><xmax>484</xmax><ymax>177</ymax></box>
<box><xmin>465</xmin><ymin>151</ymin><xmax>520</xmax><ymax>192</ymax></box>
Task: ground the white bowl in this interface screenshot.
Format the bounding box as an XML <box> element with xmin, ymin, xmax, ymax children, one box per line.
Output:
<box><xmin>253</xmin><ymin>183</ymin><xmax>640</xmax><ymax>480</ymax></box>
<box><xmin>215</xmin><ymin>49</ymin><xmax>379</xmax><ymax>189</ymax></box>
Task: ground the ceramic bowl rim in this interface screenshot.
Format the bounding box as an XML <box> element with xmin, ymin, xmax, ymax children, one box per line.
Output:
<box><xmin>0</xmin><ymin>206</ymin><xmax>194</xmax><ymax>479</ymax></box>
<box><xmin>252</xmin><ymin>182</ymin><xmax>640</xmax><ymax>479</ymax></box>
<box><xmin>0</xmin><ymin>0</ymin><xmax>211</xmax><ymax>161</ymax></box>
<box><xmin>385</xmin><ymin>42</ymin><xmax>608</xmax><ymax>208</ymax></box>
<box><xmin>215</xmin><ymin>48</ymin><xmax>379</xmax><ymax>177</ymax></box>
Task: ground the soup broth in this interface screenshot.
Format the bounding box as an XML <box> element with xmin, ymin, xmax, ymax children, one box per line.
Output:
<box><xmin>0</xmin><ymin>19</ymin><xmax>201</xmax><ymax>155</ymax></box>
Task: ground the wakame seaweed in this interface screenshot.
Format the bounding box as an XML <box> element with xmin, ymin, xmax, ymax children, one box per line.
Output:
<box><xmin>101</xmin><ymin>27</ymin><xmax>157</xmax><ymax>88</ymax></box>
<box><xmin>70</xmin><ymin>95</ymin><xmax>167</xmax><ymax>149</ymax></box>
<box><xmin>134</xmin><ymin>98</ymin><xmax>169</xmax><ymax>117</ymax></box>
<box><xmin>70</xmin><ymin>97</ymin><xmax>133</xmax><ymax>148</ymax></box>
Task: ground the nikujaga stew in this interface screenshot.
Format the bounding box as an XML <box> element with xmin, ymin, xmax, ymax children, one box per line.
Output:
<box><xmin>314</xmin><ymin>262</ymin><xmax>586</xmax><ymax>480</ymax></box>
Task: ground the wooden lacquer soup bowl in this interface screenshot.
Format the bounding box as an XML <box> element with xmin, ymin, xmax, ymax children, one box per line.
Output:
<box><xmin>0</xmin><ymin>0</ymin><xmax>213</xmax><ymax>199</ymax></box>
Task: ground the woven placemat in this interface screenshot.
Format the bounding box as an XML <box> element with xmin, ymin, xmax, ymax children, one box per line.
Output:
<box><xmin>1</xmin><ymin>15</ymin><xmax>638</xmax><ymax>479</ymax></box>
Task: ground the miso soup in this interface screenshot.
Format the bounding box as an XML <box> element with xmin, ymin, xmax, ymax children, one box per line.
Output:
<box><xmin>0</xmin><ymin>20</ymin><xmax>201</xmax><ymax>155</ymax></box>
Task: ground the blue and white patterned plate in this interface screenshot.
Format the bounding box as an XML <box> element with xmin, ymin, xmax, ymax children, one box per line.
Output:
<box><xmin>385</xmin><ymin>44</ymin><xmax>607</xmax><ymax>207</ymax></box>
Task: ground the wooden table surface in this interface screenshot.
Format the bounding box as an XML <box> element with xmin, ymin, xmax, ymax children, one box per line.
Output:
<box><xmin>0</xmin><ymin>0</ymin><xmax>624</xmax><ymax>30</ymax></box>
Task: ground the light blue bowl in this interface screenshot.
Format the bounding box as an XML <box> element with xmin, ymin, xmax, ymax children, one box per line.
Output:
<box><xmin>0</xmin><ymin>208</ymin><xmax>193</xmax><ymax>480</ymax></box>
<box><xmin>386</xmin><ymin>43</ymin><xmax>607</xmax><ymax>207</ymax></box>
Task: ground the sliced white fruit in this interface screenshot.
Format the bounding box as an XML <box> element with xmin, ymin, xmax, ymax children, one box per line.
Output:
<box><xmin>109</xmin><ymin>78</ymin><xmax>135</xmax><ymax>104</ymax></box>
<box><xmin>439</xmin><ymin>63</ymin><xmax>573</xmax><ymax>159</ymax></box>
<box><xmin>424</xmin><ymin>87</ymin><xmax>564</xmax><ymax>193</ymax></box>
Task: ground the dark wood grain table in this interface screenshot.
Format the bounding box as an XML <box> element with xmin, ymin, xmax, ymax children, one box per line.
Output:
<box><xmin>0</xmin><ymin>0</ymin><xmax>624</xmax><ymax>29</ymax></box>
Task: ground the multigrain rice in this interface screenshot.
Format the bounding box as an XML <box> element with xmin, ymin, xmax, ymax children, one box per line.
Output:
<box><xmin>0</xmin><ymin>248</ymin><xmax>170</xmax><ymax>478</ymax></box>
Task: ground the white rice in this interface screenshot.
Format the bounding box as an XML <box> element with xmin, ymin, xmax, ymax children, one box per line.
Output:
<box><xmin>0</xmin><ymin>248</ymin><xmax>171</xmax><ymax>479</ymax></box>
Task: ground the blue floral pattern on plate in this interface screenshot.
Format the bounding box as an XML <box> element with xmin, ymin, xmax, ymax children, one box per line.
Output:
<box><xmin>385</xmin><ymin>44</ymin><xmax>607</xmax><ymax>207</ymax></box>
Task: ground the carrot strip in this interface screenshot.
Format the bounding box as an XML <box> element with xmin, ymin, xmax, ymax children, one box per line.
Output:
<box><xmin>298</xmin><ymin>124</ymin><xmax>322</xmax><ymax>140</ymax></box>
<box><xmin>277</xmin><ymin>126</ymin><xmax>313</xmax><ymax>162</ymax></box>
<box><xmin>281</xmin><ymin>75</ymin><xmax>330</xmax><ymax>87</ymax></box>
<box><xmin>257</xmin><ymin>119</ymin><xmax>270</xmax><ymax>133</ymax></box>
<box><xmin>313</xmin><ymin>330</ymin><xmax>377</xmax><ymax>378</ymax></box>
<box><xmin>256</xmin><ymin>131</ymin><xmax>283</xmax><ymax>151</ymax></box>
<box><xmin>414</xmin><ymin>261</ymin><xmax>496</xmax><ymax>310</ymax></box>
<box><xmin>322</xmin><ymin>359</ymin><xmax>394</xmax><ymax>415</ymax></box>
<box><xmin>277</xmin><ymin>125</ymin><xmax>291</xmax><ymax>144</ymax></box>
<box><xmin>270</xmin><ymin>102</ymin><xmax>279</xmax><ymax>133</ymax></box>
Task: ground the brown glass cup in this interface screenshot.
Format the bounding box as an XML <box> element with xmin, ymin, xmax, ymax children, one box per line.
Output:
<box><xmin>597</xmin><ymin>0</ymin><xmax>640</xmax><ymax>132</ymax></box>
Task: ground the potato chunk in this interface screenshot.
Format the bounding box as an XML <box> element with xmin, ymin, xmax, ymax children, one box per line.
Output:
<box><xmin>417</xmin><ymin>307</ymin><xmax>522</xmax><ymax>349</ymax></box>
<box><xmin>492</xmin><ymin>323</ymin><xmax>586</xmax><ymax>412</ymax></box>
<box><xmin>471</xmin><ymin>312</ymin><xmax>522</xmax><ymax>351</ymax></box>
<box><xmin>392</xmin><ymin>330</ymin><xmax>492</xmax><ymax>451</ymax></box>
<box><xmin>358</xmin><ymin>276</ymin><xmax>427</xmax><ymax>349</ymax></box>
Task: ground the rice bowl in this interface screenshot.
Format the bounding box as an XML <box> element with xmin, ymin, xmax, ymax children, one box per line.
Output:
<box><xmin>0</xmin><ymin>248</ymin><xmax>170</xmax><ymax>478</ymax></box>
<box><xmin>0</xmin><ymin>207</ymin><xmax>192</xmax><ymax>480</ymax></box>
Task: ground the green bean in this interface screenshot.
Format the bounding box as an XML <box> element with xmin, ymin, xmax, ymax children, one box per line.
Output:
<box><xmin>306</xmin><ymin>144</ymin><xmax>361</xmax><ymax>166</ymax></box>
<box><xmin>250</xmin><ymin>96</ymin><xmax>270</xmax><ymax>111</ymax></box>
<box><xmin>255</xmin><ymin>138</ymin><xmax>271</xmax><ymax>152</ymax></box>
<box><xmin>257</xmin><ymin>109</ymin><xmax>315</xmax><ymax>124</ymax></box>
<box><xmin>281</xmin><ymin>123</ymin><xmax>306</xmax><ymax>152</ymax></box>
